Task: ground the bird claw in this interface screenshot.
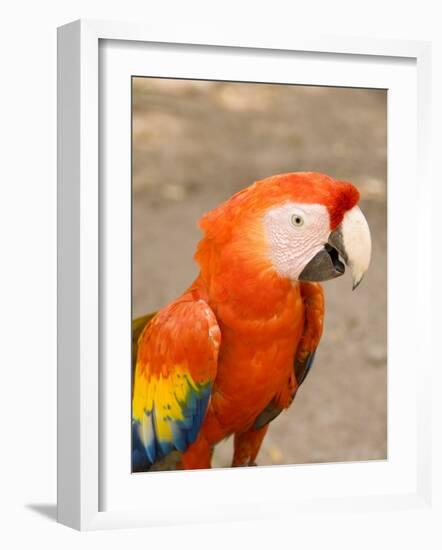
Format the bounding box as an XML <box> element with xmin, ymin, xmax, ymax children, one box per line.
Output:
<box><xmin>231</xmin><ymin>460</ymin><xmax>258</xmax><ymax>467</ymax></box>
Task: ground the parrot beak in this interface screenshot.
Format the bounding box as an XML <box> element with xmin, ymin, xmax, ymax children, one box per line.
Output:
<box><xmin>299</xmin><ymin>205</ymin><xmax>371</xmax><ymax>289</ymax></box>
<box><xmin>329</xmin><ymin>205</ymin><xmax>372</xmax><ymax>289</ymax></box>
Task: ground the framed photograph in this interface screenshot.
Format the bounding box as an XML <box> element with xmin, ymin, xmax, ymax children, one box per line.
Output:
<box><xmin>57</xmin><ymin>19</ymin><xmax>432</xmax><ymax>530</ymax></box>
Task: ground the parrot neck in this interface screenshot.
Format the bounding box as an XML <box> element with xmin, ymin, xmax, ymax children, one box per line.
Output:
<box><xmin>193</xmin><ymin>238</ymin><xmax>298</xmax><ymax>321</ymax></box>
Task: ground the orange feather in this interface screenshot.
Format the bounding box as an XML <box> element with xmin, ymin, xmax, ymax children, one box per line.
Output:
<box><xmin>133</xmin><ymin>172</ymin><xmax>358</xmax><ymax>469</ymax></box>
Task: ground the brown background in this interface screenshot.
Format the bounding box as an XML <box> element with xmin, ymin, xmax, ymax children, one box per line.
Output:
<box><xmin>132</xmin><ymin>78</ymin><xmax>387</xmax><ymax>467</ymax></box>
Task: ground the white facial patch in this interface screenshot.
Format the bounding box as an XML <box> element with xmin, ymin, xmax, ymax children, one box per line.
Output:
<box><xmin>262</xmin><ymin>202</ymin><xmax>331</xmax><ymax>280</ymax></box>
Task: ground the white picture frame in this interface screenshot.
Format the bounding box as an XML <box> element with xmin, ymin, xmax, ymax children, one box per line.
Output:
<box><xmin>57</xmin><ymin>19</ymin><xmax>432</xmax><ymax>531</ymax></box>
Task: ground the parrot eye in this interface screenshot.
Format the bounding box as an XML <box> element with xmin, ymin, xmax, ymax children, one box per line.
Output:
<box><xmin>291</xmin><ymin>214</ymin><xmax>304</xmax><ymax>228</ymax></box>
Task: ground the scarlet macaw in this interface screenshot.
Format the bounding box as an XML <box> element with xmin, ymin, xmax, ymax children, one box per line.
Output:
<box><xmin>132</xmin><ymin>172</ymin><xmax>371</xmax><ymax>471</ymax></box>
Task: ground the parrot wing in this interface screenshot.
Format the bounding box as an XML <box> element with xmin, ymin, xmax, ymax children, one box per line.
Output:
<box><xmin>293</xmin><ymin>282</ymin><xmax>324</xmax><ymax>386</ymax></box>
<box><xmin>253</xmin><ymin>282</ymin><xmax>324</xmax><ymax>430</ymax></box>
<box><xmin>132</xmin><ymin>293</ymin><xmax>221</xmax><ymax>470</ymax></box>
<box><xmin>132</xmin><ymin>311</ymin><xmax>157</xmax><ymax>383</ymax></box>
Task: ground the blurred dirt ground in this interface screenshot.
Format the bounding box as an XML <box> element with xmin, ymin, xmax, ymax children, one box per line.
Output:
<box><xmin>132</xmin><ymin>78</ymin><xmax>387</xmax><ymax>467</ymax></box>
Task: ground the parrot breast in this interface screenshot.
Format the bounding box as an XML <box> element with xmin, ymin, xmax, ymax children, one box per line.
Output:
<box><xmin>203</xmin><ymin>278</ymin><xmax>305</xmax><ymax>435</ymax></box>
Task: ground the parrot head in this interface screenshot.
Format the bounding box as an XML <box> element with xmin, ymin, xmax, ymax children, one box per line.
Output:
<box><xmin>198</xmin><ymin>172</ymin><xmax>371</xmax><ymax>289</ymax></box>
